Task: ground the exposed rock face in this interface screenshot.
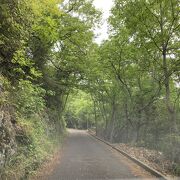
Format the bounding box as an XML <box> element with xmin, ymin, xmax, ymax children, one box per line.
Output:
<box><xmin>0</xmin><ymin>89</ymin><xmax>17</xmax><ymax>169</ymax></box>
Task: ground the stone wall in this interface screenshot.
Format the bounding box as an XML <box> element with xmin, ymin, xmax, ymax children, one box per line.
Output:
<box><xmin>0</xmin><ymin>85</ymin><xmax>17</xmax><ymax>170</ymax></box>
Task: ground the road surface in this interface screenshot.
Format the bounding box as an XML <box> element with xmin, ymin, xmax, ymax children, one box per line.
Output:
<box><xmin>46</xmin><ymin>129</ymin><xmax>154</xmax><ymax>180</ymax></box>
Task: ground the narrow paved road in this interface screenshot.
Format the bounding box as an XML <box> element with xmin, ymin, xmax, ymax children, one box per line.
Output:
<box><xmin>47</xmin><ymin>129</ymin><xmax>153</xmax><ymax>180</ymax></box>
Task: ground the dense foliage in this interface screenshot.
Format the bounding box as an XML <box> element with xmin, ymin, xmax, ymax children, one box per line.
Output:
<box><xmin>0</xmin><ymin>0</ymin><xmax>100</xmax><ymax>178</ymax></box>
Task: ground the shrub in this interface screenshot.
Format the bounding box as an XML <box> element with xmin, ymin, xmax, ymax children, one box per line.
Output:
<box><xmin>12</xmin><ymin>80</ymin><xmax>46</xmax><ymax>115</ymax></box>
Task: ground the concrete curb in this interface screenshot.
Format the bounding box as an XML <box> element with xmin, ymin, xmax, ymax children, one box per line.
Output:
<box><xmin>88</xmin><ymin>131</ymin><xmax>168</xmax><ymax>180</ymax></box>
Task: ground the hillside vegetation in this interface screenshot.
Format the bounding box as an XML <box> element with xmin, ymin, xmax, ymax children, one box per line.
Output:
<box><xmin>0</xmin><ymin>0</ymin><xmax>99</xmax><ymax>179</ymax></box>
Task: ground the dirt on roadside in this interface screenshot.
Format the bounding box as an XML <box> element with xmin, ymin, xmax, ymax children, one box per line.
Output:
<box><xmin>114</xmin><ymin>143</ymin><xmax>178</xmax><ymax>179</ymax></box>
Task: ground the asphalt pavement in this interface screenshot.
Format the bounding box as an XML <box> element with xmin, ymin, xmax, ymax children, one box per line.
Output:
<box><xmin>47</xmin><ymin>129</ymin><xmax>153</xmax><ymax>180</ymax></box>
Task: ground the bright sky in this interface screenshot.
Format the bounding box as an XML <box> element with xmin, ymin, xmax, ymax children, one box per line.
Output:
<box><xmin>93</xmin><ymin>0</ymin><xmax>114</xmax><ymax>44</ymax></box>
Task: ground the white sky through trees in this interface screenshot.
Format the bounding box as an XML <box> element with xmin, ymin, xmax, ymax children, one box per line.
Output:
<box><xmin>93</xmin><ymin>0</ymin><xmax>114</xmax><ymax>44</ymax></box>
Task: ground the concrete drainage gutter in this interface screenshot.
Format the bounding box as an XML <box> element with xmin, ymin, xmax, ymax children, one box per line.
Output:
<box><xmin>88</xmin><ymin>131</ymin><xmax>168</xmax><ymax>180</ymax></box>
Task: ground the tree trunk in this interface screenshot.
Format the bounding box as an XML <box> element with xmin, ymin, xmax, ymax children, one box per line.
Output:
<box><xmin>162</xmin><ymin>48</ymin><xmax>177</xmax><ymax>133</ymax></box>
<box><xmin>109</xmin><ymin>96</ymin><xmax>116</xmax><ymax>142</ymax></box>
<box><xmin>124</xmin><ymin>103</ymin><xmax>129</xmax><ymax>142</ymax></box>
<box><xmin>93</xmin><ymin>100</ymin><xmax>98</xmax><ymax>136</ymax></box>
